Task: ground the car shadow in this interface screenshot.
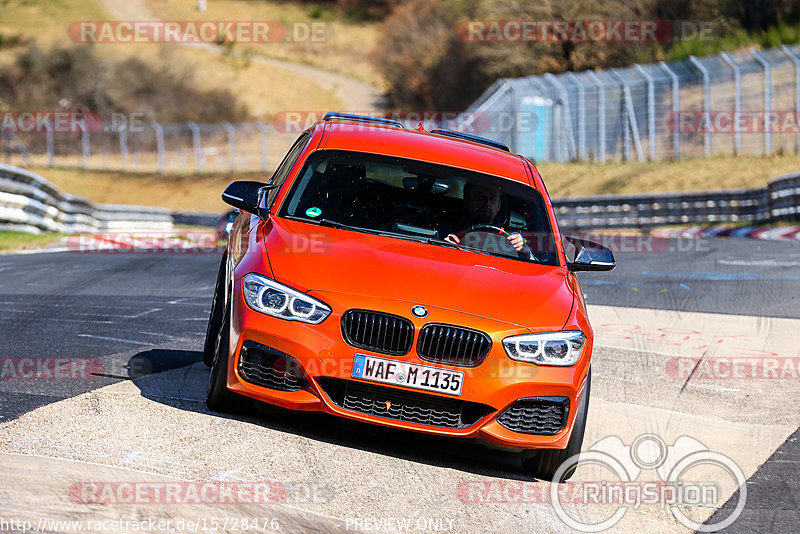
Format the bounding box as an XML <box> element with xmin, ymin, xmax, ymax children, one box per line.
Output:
<box><xmin>127</xmin><ymin>349</ymin><xmax>204</xmax><ymax>377</ymax></box>
<box><xmin>129</xmin><ymin>349</ymin><xmax>531</xmax><ymax>481</ymax></box>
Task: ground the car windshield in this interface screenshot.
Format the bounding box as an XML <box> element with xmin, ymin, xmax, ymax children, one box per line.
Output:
<box><xmin>279</xmin><ymin>150</ymin><xmax>559</xmax><ymax>265</ymax></box>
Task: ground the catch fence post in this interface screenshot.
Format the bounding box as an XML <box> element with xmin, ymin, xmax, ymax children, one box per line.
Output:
<box><xmin>751</xmin><ymin>49</ymin><xmax>772</xmax><ymax>155</ymax></box>
<box><xmin>255</xmin><ymin>121</ymin><xmax>268</xmax><ymax>172</ymax></box>
<box><xmin>78</xmin><ymin>120</ymin><xmax>90</xmax><ymax>169</ymax></box>
<box><xmin>187</xmin><ymin>121</ymin><xmax>203</xmax><ymax>171</ymax></box>
<box><xmin>720</xmin><ymin>52</ymin><xmax>742</xmax><ymax>155</ymax></box>
<box><xmin>152</xmin><ymin>121</ymin><xmax>165</xmax><ymax>174</ymax></box>
<box><xmin>565</xmin><ymin>72</ymin><xmax>587</xmax><ymax>160</ymax></box>
<box><xmin>689</xmin><ymin>56</ymin><xmax>711</xmax><ymax>156</ymax></box>
<box><xmin>634</xmin><ymin>65</ymin><xmax>656</xmax><ymax>160</ymax></box>
<box><xmin>659</xmin><ymin>61</ymin><xmax>680</xmax><ymax>159</ymax></box>
<box><xmin>119</xmin><ymin>123</ymin><xmax>129</xmax><ymax>169</ymax></box>
<box><xmin>781</xmin><ymin>45</ymin><xmax>800</xmax><ymax>153</ymax></box>
<box><xmin>223</xmin><ymin>122</ymin><xmax>236</xmax><ymax>172</ymax></box>
<box><xmin>45</xmin><ymin>119</ymin><xmax>54</xmax><ymax>167</ymax></box>
<box><xmin>586</xmin><ymin>71</ymin><xmax>606</xmax><ymax>163</ymax></box>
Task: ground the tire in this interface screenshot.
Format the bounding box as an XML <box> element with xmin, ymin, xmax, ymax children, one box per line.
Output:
<box><xmin>203</xmin><ymin>252</ymin><xmax>227</xmax><ymax>367</ymax></box>
<box><xmin>521</xmin><ymin>368</ymin><xmax>591</xmax><ymax>482</ymax></box>
<box><xmin>206</xmin><ymin>300</ymin><xmax>252</xmax><ymax>414</ymax></box>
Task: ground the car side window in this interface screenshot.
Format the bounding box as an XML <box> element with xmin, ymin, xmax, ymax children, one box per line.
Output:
<box><xmin>265</xmin><ymin>133</ymin><xmax>310</xmax><ymax>208</ymax></box>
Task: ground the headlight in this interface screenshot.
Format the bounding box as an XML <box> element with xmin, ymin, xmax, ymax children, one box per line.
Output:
<box><xmin>502</xmin><ymin>331</ymin><xmax>586</xmax><ymax>366</ymax></box>
<box><xmin>242</xmin><ymin>273</ymin><xmax>331</xmax><ymax>324</ymax></box>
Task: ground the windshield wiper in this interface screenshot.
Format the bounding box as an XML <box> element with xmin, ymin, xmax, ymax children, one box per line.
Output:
<box><xmin>286</xmin><ymin>215</ymin><xmax>438</xmax><ymax>243</ymax></box>
<box><xmin>426</xmin><ymin>237</ymin><xmax>461</xmax><ymax>249</ymax></box>
<box><xmin>317</xmin><ymin>218</ymin><xmax>375</xmax><ymax>233</ymax></box>
<box><xmin>284</xmin><ymin>215</ymin><xmax>382</xmax><ymax>235</ymax></box>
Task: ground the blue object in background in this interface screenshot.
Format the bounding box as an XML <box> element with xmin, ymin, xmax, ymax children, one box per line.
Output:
<box><xmin>519</xmin><ymin>96</ymin><xmax>552</xmax><ymax>161</ymax></box>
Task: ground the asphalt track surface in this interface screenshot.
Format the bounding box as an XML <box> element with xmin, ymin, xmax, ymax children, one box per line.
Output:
<box><xmin>0</xmin><ymin>236</ymin><xmax>798</xmax><ymax>533</ymax></box>
<box><xmin>577</xmin><ymin>235</ymin><xmax>800</xmax><ymax>319</ymax></box>
<box><xmin>0</xmin><ymin>253</ymin><xmax>219</xmax><ymax>422</ymax></box>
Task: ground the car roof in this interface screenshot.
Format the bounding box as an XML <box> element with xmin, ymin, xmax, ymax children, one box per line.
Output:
<box><xmin>315</xmin><ymin>119</ymin><xmax>538</xmax><ymax>188</ymax></box>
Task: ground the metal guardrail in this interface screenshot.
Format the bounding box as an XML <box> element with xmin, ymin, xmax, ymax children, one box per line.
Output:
<box><xmin>3</xmin><ymin>163</ymin><xmax>797</xmax><ymax>235</ymax></box>
<box><xmin>553</xmin><ymin>172</ymin><xmax>800</xmax><ymax>230</ymax></box>
<box><xmin>0</xmin><ymin>164</ymin><xmax>174</xmax><ymax>233</ymax></box>
<box><xmin>171</xmin><ymin>212</ymin><xmax>221</xmax><ymax>228</ymax></box>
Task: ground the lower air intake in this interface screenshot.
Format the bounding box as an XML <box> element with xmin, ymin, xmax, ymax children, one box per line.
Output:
<box><xmin>497</xmin><ymin>397</ymin><xmax>569</xmax><ymax>435</ymax></box>
<box><xmin>238</xmin><ymin>341</ymin><xmax>308</xmax><ymax>391</ymax></box>
<box><xmin>317</xmin><ymin>378</ymin><xmax>494</xmax><ymax>429</ymax></box>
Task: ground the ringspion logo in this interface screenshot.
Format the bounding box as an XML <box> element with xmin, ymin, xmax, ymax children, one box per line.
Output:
<box><xmin>459</xmin><ymin>434</ymin><xmax>746</xmax><ymax>533</ymax></box>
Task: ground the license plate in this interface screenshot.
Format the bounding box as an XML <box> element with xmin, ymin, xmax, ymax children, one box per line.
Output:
<box><xmin>351</xmin><ymin>354</ymin><xmax>464</xmax><ymax>396</ymax></box>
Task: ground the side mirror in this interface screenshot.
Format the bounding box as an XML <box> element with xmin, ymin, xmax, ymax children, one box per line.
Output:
<box><xmin>564</xmin><ymin>235</ymin><xmax>615</xmax><ymax>272</ymax></box>
<box><xmin>221</xmin><ymin>181</ymin><xmax>275</xmax><ymax>217</ymax></box>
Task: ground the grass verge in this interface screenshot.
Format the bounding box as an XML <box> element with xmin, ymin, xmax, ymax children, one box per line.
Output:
<box><xmin>35</xmin><ymin>167</ymin><xmax>271</xmax><ymax>212</ymax></box>
<box><xmin>0</xmin><ymin>231</ymin><xmax>68</xmax><ymax>253</ymax></box>
<box><xmin>537</xmin><ymin>153</ymin><xmax>800</xmax><ymax>198</ymax></box>
<box><xmin>146</xmin><ymin>0</ymin><xmax>382</xmax><ymax>86</ymax></box>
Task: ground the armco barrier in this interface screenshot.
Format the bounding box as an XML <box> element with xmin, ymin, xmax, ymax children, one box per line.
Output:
<box><xmin>171</xmin><ymin>211</ymin><xmax>221</xmax><ymax>228</ymax></box>
<box><xmin>5</xmin><ymin>163</ymin><xmax>797</xmax><ymax>234</ymax></box>
<box><xmin>0</xmin><ymin>164</ymin><xmax>173</xmax><ymax>233</ymax></box>
<box><xmin>553</xmin><ymin>172</ymin><xmax>800</xmax><ymax>230</ymax></box>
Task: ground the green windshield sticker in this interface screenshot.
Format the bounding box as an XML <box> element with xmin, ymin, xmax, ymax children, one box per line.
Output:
<box><xmin>305</xmin><ymin>207</ymin><xmax>322</xmax><ymax>218</ymax></box>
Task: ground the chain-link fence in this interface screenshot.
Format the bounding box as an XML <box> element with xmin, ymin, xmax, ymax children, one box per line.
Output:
<box><xmin>0</xmin><ymin>119</ymin><xmax>297</xmax><ymax>174</ymax></box>
<box><xmin>466</xmin><ymin>44</ymin><xmax>800</xmax><ymax>162</ymax></box>
<box><xmin>3</xmin><ymin>43</ymin><xmax>799</xmax><ymax>170</ymax></box>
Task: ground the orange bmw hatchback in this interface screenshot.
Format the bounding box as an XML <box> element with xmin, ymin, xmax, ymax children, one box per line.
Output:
<box><xmin>203</xmin><ymin>113</ymin><xmax>615</xmax><ymax>481</ymax></box>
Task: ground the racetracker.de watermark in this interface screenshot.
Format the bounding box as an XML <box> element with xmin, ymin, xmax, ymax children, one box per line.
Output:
<box><xmin>66</xmin><ymin>232</ymin><xmax>223</xmax><ymax>254</ymax></box>
<box><xmin>0</xmin><ymin>517</ymin><xmax>282</xmax><ymax>533</ymax></box>
<box><xmin>457</xmin><ymin>479</ymin><xmax>718</xmax><ymax>505</ymax></box>
<box><xmin>0</xmin><ymin>357</ymin><xmax>103</xmax><ymax>380</ymax></box>
<box><xmin>667</xmin><ymin>356</ymin><xmax>800</xmax><ymax>379</ymax></box>
<box><xmin>69</xmin><ymin>481</ymin><xmax>287</xmax><ymax>505</ymax></box>
<box><xmin>272</xmin><ymin>110</ymin><xmax>494</xmax><ymax>134</ymax></box>
<box><xmin>668</xmin><ymin>111</ymin><xmax>800</xmax><ymax>134</ymax></box>
<box><xmin>567</xmin><ymin>232</ymin><xmax>709</xmax><ymax>254</ymax></box>
<box><xmin>68</xmin><ymin>21</ymin><xmax>332</xmax><ymax>43</ymax></box>
<box><xmin>0</xmin><ymin>111</ymin><xmax>103</xmax><ymax>134</ymax></box>
<box><xmin>456</xmin><ymin>20</ymin><xmax>715</xmax><ymax>43</ymax></box>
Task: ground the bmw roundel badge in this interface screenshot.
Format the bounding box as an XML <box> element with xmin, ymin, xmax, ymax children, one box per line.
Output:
<box><xmin>411</xmin><ymin>305</ymin><xmax>428</xmax><ymax>318</ymax></box>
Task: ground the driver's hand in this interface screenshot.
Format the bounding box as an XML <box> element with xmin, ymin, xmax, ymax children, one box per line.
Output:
<box><xmin>444</xmin><ymin>234</ymin><xmax>460</xmax><ymax>245</ymax></box>
<box><xmin>507</xmin><ymin>232</ymin><xmax>526</xmax><ymax>252</ymax></box>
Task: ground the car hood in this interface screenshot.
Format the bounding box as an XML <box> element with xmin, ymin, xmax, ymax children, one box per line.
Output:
<box><xmin>263</xmin><ymin>217</ymin><xmax>574</xmax><ymax>329</ymax></box>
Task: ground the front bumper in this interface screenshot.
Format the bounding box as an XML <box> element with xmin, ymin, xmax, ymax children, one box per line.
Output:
<box><xmin>226</xmin><ymin>284</ymin><xmax>591</xmax><ymax>451</ymax></box>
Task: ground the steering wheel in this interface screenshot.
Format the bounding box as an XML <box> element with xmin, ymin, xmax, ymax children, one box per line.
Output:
<box><xmin>456</xmin><ymin>224</ymin><xmax>536</xmax><ymax>260</ymax></box>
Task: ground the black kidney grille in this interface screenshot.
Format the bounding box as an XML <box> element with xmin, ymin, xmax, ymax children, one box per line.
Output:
<box><xmin>416</xmin><ymin>324</ymin><xmax>492</xmax><ymax>367</ymax></box>
<box><xmin>238</xmin><ymin>341</ymin><xmax>308</xmax><ymax>391</ymax></box>
<box><xmin>341</xmin><ymin>310</ymin><xmax>414</xmax><ymax>355</ymax></box>
<box><xmin>497</xmin><ymin>397</ymin><xmax>570</xmax><ymax>435</ymax></box>
<box><xmin>316</xmin><ymin>378</ymin><xmax>494</xmax><ymax>429</ymax></box>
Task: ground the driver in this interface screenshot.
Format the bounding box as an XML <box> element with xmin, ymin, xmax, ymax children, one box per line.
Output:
<box><xmin>438</xmin><ymin>183</ymin><xmax>527</xmax><ymax>253</ymax></box>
